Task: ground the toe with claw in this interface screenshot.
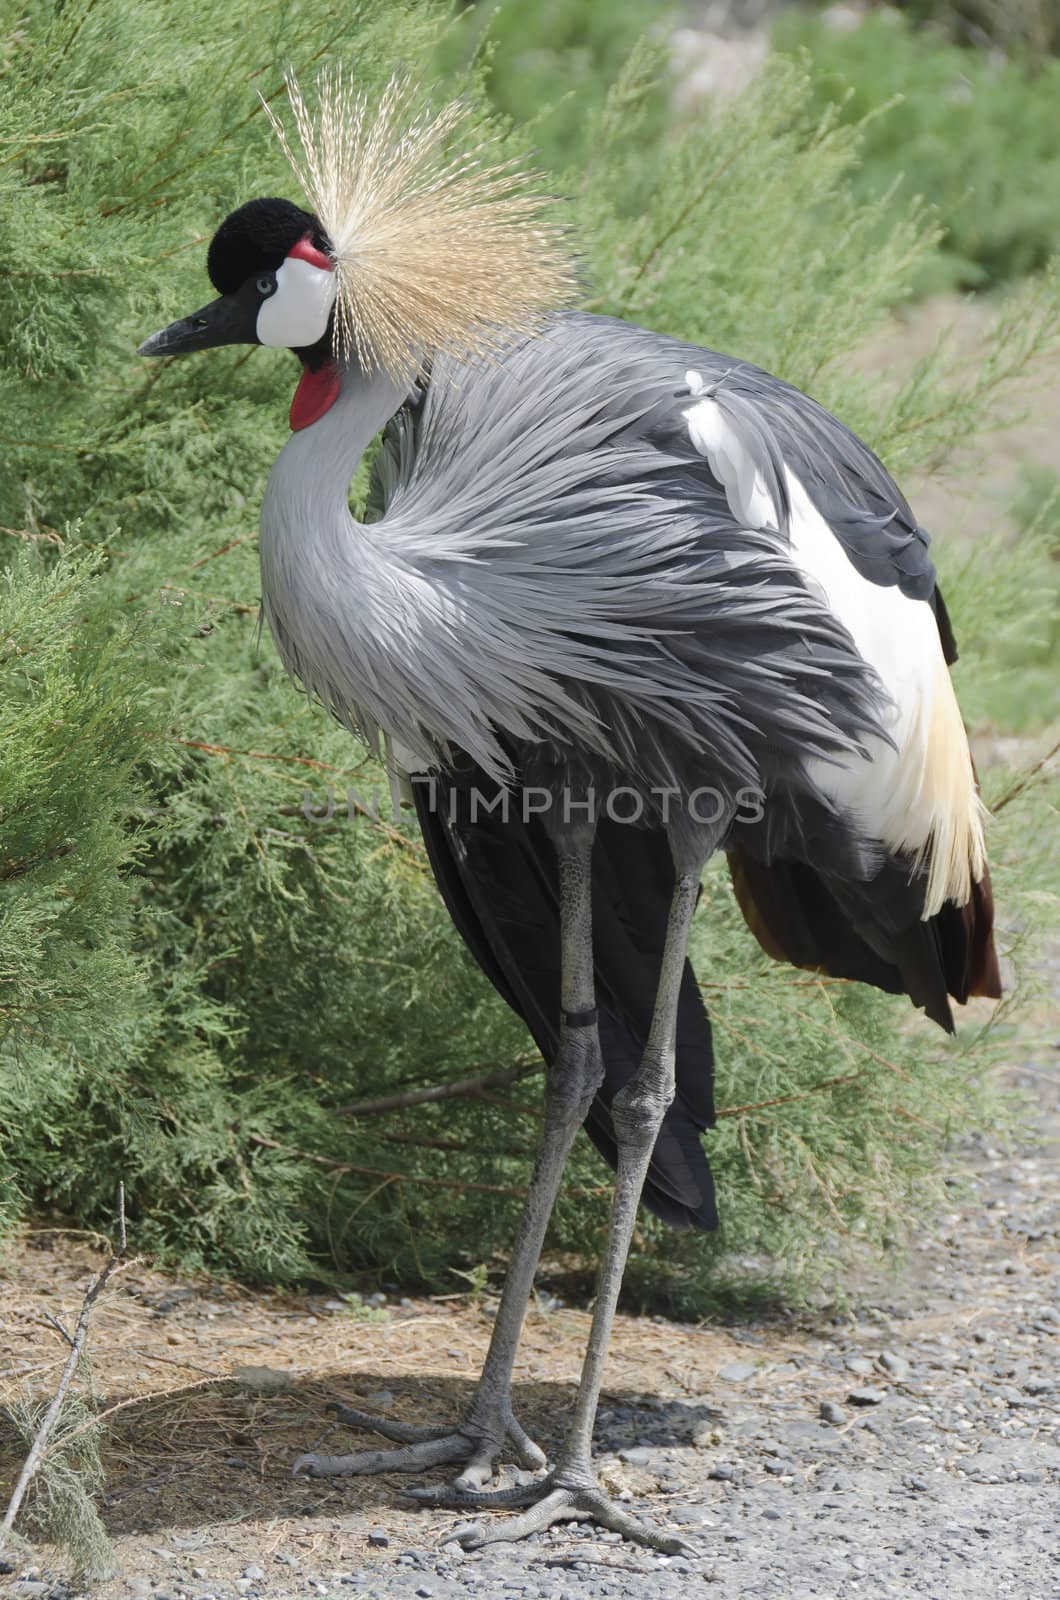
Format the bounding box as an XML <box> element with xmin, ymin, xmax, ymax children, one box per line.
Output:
<box><xmin>291</xmin><ymin>1398</ymin><xmax>546</xmax><ymax>1483</ymax></box>
<box><xmin>405</xmin><ymin>1469</ymin><xmax>693</xmax><ymax>1556</ymax></box>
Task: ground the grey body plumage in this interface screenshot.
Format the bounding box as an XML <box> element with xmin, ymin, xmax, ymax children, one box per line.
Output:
<box><xmin>261</xmin><ymin>312</ymin><xmax>901</xmax><ymax>844</ymax></box>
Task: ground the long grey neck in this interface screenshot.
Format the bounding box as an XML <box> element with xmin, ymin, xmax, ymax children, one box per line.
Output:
<box><xmin>265</xmin><ymin>361</ymin><xmax>409</xmax><ymax>529</ymax></box>
<box><xmin>259</xmin><ymin>359</ymin><xmax>448</xmax><ymax>770</ymax></box>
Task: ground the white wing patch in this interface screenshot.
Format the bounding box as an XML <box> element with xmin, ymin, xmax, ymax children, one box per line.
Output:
<box><xmin>684</xmin><ymin>373</ymin><xmax>985</xmax><ymax>914</ymax></box>
<box><xmin>684</xmin><ymin>373</ymin><xmax>777</xmax><ymax>529</ymax></box>
<box><xmin>257</xmin><ymin>255</ymin><xmax>337</xmax><ymax>349</ymax></box>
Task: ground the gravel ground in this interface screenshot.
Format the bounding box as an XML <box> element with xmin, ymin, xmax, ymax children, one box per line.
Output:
<box><xmin>2</xmin><ymin>1043</ymin><xmax>1055</xmax><ymax>1600</ymax></box>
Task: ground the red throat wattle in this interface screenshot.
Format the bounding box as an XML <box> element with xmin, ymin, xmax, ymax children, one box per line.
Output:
<box><xmin>289</xmin><ymin>361</ymin><xmax>341</xmax><ymax>432</ymax></box>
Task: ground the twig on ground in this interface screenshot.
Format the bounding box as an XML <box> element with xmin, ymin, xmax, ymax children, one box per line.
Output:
<box><xmin>0</xmin><ymin>1184</ymin><xmax>131</xmax><ymax>1554</ymax></box>
<box><xmin>532</xmin><ymin>1554</ymin><xmax>654</xmax><ymax>1573</ymax></box>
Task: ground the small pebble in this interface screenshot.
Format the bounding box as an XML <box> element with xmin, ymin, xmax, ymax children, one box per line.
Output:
<box><xmin>718</xmin><ymin>1361</ymin><xmax>756</xmax><ymax>1382</ymax></box>
<box><xmin>670</xmin><ymin>1505</ymin><xmax>713</xmax><ymax>1526</ymax></box>
<box><xmin>820</xmin><ymin>1400</ymin><xmax>847</xmax><ymax>1425</ymax></box>
<box><xmin>847</xmin><ymin>1386</ymin><xmax>886</xmax><ymax>1406</ymax></box>
<box><xmin>368</xmin><ymin>1529</ymin><xmax>390</xmax><ymax>1548</ymax></box>
<box><xmin>880</xmin><ymin>1351</ymin><xmax>911</xmax><ymax>1380</ymax></box>
<box><xmin>243</xmin><ymin>1565</ymin><xmax>264</xmax><ymax>1581</ymax></box>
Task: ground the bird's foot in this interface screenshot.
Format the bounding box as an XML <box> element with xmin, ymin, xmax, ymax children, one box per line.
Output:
<box><xmin>405</xmin><ymin>1467</ymin><xmax>692</xmax><ymax>1555</ymax></box>
<box><xmin>292</xmin><ymin>1399</ymin><xmax>546</xmax><ymax>1487</ymax></box>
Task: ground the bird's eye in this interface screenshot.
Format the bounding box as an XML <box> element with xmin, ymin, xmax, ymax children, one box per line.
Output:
<box><xmin>256</xmin><ymin>275</ymin><xmax>276</xmax><ymax>297</ymax></box>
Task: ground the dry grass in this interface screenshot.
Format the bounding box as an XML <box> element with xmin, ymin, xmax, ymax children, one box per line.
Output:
<box><xmin>0</xmin><ymin>1231</ymin><xmax>822</xmax><ymax>1591</ymax></box>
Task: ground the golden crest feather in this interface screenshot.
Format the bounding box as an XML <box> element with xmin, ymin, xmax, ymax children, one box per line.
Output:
<box><xmin>262</xmin><ymin>69</ymin><xmax>577</xmax><ymax>382</ymax></box>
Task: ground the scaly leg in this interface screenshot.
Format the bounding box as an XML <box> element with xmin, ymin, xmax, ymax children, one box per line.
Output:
<box><xmin>294</xmin><ymin>813</ymin><xmax>603</xmax><ymax>1488</ymax></box>
<box><xmin>409</xmin><ymin>836</ymin><xmax>708</xmax><ymax>1554</ymax></box>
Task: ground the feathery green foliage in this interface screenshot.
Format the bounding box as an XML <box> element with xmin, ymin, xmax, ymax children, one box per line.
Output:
<box><xmin>0</xmin><ymin>0</ymin><xmax>1056</xmax><ymax>1312</ymax></box>
<box><xmin>778</xmin><ymin>7</ymin><xmax>1060</xmax><ymax>291</ymax></box>
<box><xmin>885</xmin><ymin>0</ymin><xmax>1060</xmax><ymax>57</ymax></box>
<box><xmin>6</xmin><ymin>1394</ymin><xmax>114</xmax><ymax>1579</ymax></box>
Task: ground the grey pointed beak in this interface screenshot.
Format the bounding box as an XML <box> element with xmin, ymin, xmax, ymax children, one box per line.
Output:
<box><xmin>137</xmin><ymin>290</ymin><xmax>259</xmax><ymax>357</ymax></box>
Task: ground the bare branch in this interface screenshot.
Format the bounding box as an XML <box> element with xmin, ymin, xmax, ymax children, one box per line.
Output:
<box><xmin>337</xmin><ymin>1057</ymin><xmax>542</xmax><ymax>1118</ymax></box>
<box><xmin>245</xmin><ymin>1133</ymin><xmax>534</xmax><ymax>1197</ymax></box>
<box><xmin>172</xmin><ymin>737</ymin><xmax>423</xmax><ymax>855</ymax></box>
<box><xmin>716</xmin><ymin>1070</ymin><xmax>866</xmax><ymax>1120</ymax></box>
<box><xmin>0</xmin><ymin>841</ymin><xmax>76</xmax><ymax>883</ymax></box>
<box><xmin>245</xmin><ymin>1133</ymin><xmax>614</xmax><ymax>1203</ymax></box>
<box><xmin>39</xmin><ymin>1313</ymin><xmax>75</xmax><ymax>1351</ymax></box>
<box><xmin>990</xmin><ymin>736</ymin><xmax>1060</xmax><ymax>815</ymax></box>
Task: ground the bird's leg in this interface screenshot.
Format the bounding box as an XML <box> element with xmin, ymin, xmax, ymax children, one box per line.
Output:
<box><xmin>294</xmin><ymin>811</ymin><xmax>603</xmax><ymax>1488</ymax></box>
<box><xmin>412</xmin><ymin>837</ymin><xmax>707</xmax><ymax>1555</ymax></box>
<box><xmin>449</xmin><ymin>810</ymin><xmax>603</xmax><ymax>1487</ymax></box>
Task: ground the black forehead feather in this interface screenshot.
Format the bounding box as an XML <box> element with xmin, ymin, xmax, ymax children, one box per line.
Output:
<box><xmin>206</xmin><ymin>198</ymin><xmax>330</xmax><ymax>294</ymax></box>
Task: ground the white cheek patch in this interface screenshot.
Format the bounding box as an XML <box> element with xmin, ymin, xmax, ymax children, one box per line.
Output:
<box><xmin>257</xmin><ymin>255</ymin><xmax>337</xmax><ymax>348</ymax></box>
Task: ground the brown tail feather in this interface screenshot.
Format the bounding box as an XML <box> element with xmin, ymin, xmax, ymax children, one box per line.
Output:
<box><xmin>727</xmin><ymin>845</ymin><xmax>1001</xmax><ymax>1029</ymax></box>
<box><xmin>935</xmin><ymin>867</ymin><xmax>1002</xmax><ymax>1002</ymax></box>
<box><xmin>727</xmin><ymin>850</ymin><xmax>906</xmax><ymax>994</ymax></box>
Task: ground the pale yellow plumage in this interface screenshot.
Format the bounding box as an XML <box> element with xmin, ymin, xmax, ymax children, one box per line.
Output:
<box><xmin>886</xmin><ymin>656</ymin><xmax>987</xmax><ymax>919</ymax></box>
<box><xmin>263</xmin><ymin>69</ymin><xmax>576</xmax><ymax>383</ymax></box>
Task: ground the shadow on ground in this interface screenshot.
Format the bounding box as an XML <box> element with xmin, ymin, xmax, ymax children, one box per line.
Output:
<box><xmin>0</xmin><ymin>1372</ymin><xmax>722</xmax><ymax>1540</ymax></box>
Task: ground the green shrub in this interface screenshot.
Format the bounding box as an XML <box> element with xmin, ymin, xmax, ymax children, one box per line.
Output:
<box><xmin>433</xmin><ymin>0</ymin><xmax>673</xmax><ymax>178</ymax></box>
<box><xmin>777</xmin><ymin>8</ymin><xmax>1060</xmax><ymax>290</ymax></box>
<box><xmin>0</xmin><ymin>0</ymin><xmax>1056</xmax><ymax>1309</ymax></box>
<box><xmin>884</xmin><ymin>1</ymin><xmax>1060</xmax><ymax>57</ymax></box>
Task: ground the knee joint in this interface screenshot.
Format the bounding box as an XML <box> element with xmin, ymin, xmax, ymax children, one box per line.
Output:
<box><xmin>611</xmin><ymin>1059</ymin><xmax>674</xmax><ymax>1144</ymax></box>
<box><xmin>549</xmin><ymin>1029</ymin><xmax>605</xmax><ymax>1119</ymax></box>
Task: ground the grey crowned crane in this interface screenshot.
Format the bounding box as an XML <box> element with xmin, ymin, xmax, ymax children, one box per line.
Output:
<box><xmin>138</xmin><ymin>74</ymin><xmax>1000</xmax><ymax>1554</ymax></box>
